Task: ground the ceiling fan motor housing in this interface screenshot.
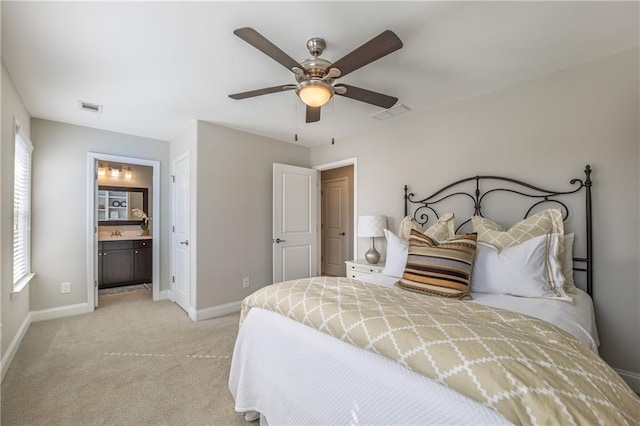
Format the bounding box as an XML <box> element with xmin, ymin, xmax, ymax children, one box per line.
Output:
<box><xmin>306</xmin><ymin>37</ymin><xmax>326</xmax><ymax>57</ymax></box>
<box><xmin>297</xmin><ymin>57</ymin><xmax>333</xmax><ymax>82</ymax></box>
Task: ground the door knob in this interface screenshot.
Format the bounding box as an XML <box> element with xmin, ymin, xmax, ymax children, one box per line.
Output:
<box><xmin>339</xmin><ymin>232</ymin><xmax>346</xmax><ymax>236</ymax></box>
<box><xmin>274</xmin><ymin>238</ymin><xmax>286</xmax><ymax>243</ymax></box>
<box><xmin>180</xmin><ymin>240</ymin><xmax>189</xmax><ymax>246</ymax></box>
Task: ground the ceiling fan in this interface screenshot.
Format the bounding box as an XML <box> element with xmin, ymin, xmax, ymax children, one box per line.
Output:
<box><xmin>229</xmin><ymin>27</ymin><xmax>403</xmax><ymax>123</ymax></box>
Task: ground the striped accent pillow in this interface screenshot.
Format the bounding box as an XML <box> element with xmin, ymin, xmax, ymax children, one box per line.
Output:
<box><xmin>397</xmin><ymin>230</ymin><xmax>477</xmax><ymax>299</ymax></box>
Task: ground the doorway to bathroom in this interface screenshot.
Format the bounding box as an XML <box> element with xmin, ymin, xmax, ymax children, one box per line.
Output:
<box><xmin>87</xmin><ymin>153</ymin><xmax>161</xmax><ymax>309</ymax></box>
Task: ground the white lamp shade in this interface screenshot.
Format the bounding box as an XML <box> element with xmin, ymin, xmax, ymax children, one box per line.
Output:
<box><xmin>358</xmin><ymin>215</ymin><xmax>387</xmax><ymax>238</ymax></box>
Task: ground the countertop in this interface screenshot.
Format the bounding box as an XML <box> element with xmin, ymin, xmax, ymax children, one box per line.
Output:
<box><xmin>98</xmin><ymin>233</ymin><xmax>152</xmax><ymax>241</ymax></box>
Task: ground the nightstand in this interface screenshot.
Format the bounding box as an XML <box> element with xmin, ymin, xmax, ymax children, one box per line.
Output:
<box><xmin>345</xmin><ymin>259</ymin><xmax>385</xmax><ymax>279</ymax></box>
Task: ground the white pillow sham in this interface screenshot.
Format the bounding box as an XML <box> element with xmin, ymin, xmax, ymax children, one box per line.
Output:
<box><xmin>563</xmin><ymin>233</ymin><xmax>576</xmax><ymax>292</ymax></box>
<box><xmin>471</xmin><ymin>233</ymin><xmax>572</xmax><ymax>301</ymax></box>
<box><xmin>382</xmin><ymin>229</ymin><xmax>408</xmax><ymax>278</ymax></box>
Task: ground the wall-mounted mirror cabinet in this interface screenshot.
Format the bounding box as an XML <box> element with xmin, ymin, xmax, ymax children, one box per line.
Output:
<box><xmin>98</xmin><ymin>186</ymin><xmax>149</xmax><ymax>225</ymax></box>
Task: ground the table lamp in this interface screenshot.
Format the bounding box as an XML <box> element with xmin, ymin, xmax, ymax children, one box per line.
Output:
<box><xmin>358</xmin><ymin>215</ymin><xmax>387</xmax><ymax>264</ymax></box>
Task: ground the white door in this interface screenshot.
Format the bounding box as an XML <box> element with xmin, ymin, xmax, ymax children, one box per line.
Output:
<box><xmin>322</xmin><ymin>178</ymin><xmax>349</xmax><ymax>276</ymax></box>
<box><xmin>273</xmin><ymin>163</ymin><xmax>318</xmax><ymax>283</ymax></box>
<box><xmin>172</xmin><ymin>153</ymin><xmax>190</xmax><ymax>313</ymax></box>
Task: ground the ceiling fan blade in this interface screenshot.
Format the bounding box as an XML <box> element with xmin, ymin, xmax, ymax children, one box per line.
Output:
<box><xmin>330</xmin><ymin>30</ymin><xmax>403</xmax><ymax>78</ymax></box>
<box><xmin>234</xmin><ymin>27</ymin><xmax>303</xmax><ymax>72</ymax></box>
<box><xmin>229</xmin><ymin>85</ymin><xmax>295</xmax><ymax>100</ymax></box>
<box><xmin>334</xmin><ymin>84</ymin><xmax>398</xmax><ymax>109</ymax></box>
<box><xmin>306</xmin><ymin>106</ymin><xmax>321</xmax><ymax>123</ymax></box>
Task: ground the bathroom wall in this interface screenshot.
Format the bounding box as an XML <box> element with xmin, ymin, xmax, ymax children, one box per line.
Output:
<box><xmin>98</xmin><ymin>163</ymin><xmax>154</xmax><ymax>233</ymax></box>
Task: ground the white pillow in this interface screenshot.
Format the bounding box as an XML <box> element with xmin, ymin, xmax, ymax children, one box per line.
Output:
<box><xmin>382</xmin><ymin>229</ymin><xmax>408</xmax><ymax>278</ymax></box>
<box><xmin>471</xmin><ymin>233</ymin><xmax>572</xmax><ymax>301</ymax></box>
<box><xmin>563</xmin><ymin>233</ymin><xmax>576</xmax><ymax>292</ymax></box>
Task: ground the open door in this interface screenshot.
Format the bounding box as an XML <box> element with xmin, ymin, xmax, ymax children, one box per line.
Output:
<box><xmin>273</xmin><ymin>163</ymin><xmax>318</xmax><ymax>283</ymax></box>
<box><xmin>93</xmin><ymin>160</ymin><xmax>99</xmax><ymax>308</ymax></box>
<box><xmin>172</xmin><ymin>153</ymin><xmax>191</xmax><ymax>313</ymax></box>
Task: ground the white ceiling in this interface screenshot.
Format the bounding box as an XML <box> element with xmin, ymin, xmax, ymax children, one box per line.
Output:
<box><xmin>2</xmin><ymin>1</ymin><xmax>638</xmax><ymax>147</ymax></box>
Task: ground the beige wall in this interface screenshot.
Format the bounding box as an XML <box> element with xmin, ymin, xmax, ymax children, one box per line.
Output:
<box><xmin>29</xmin><ymin>119</ymin><xmax>171</xmax><ymax>310</ymax></box>
<box><xmin>1</xmin><ymin>61</ymin><xmax>31</xmax><ymax>358</ymax></box>
<box><xmin>195</xmin><ymin>121</ymin><xmax>310</xmax><ymax>310</ymax></box>
<box><xmin>311</xmin><ymin>49</ymin><xmax>640</xmax><ymax>380</ymax></box>
<box><xmin>98</xmin><ymin>163</ymin><xmax>154</xmax><ymax>231</ymax></box>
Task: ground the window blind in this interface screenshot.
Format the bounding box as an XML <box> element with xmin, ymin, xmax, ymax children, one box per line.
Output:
<box><xmin>13</xmin><ymin>124</ymin><xmax>33</xmax><ymax>285</ymax></box>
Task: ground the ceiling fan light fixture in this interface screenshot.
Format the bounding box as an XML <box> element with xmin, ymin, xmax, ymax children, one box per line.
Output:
<box><xmin>297</xmin><ymin>80</ymin><xmax>334</xmax><ymax>107</ymax></box>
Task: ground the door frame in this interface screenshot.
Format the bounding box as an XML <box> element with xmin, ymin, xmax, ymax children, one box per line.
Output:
<box><xmin>313</xmin><ymin>157</ymin><xmax>358</xmax><ymax>276</ymax></box>
<box><xmin>86</xmin><ymin>152</ymin><xmax>161</xmax><ymax>309</ymax></box>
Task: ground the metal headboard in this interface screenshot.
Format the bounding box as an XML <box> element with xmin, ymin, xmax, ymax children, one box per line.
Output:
<box><xmin>404</xmin><ymin>165</ymin><xmax>593</xmax><ymax>296</ymax></box>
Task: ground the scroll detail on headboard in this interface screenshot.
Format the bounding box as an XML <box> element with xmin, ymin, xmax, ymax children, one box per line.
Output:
<box><xmin>403</xmin><ymin>165</ymin><xmax>593</xmax><ymax>296</ymax></box>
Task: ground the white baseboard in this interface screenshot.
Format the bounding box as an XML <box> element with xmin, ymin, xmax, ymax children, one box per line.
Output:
<box><xmin>188</xmin><ymin>307</ymin><xmax>197</xmax><ymax>321</ymax></box>
<box><xmin>191</xmin><ymin>300</ymin><xmax>242</xmax><ymax>321</ymax></box>
<box><xmin>30</xmin><ymin>302</ymin><xmax>93</xmax><ymax>323</ymax></box>
<box><xmin>159</xmin><ymin>290</ymin><xmax>171</xmax><ymax>300</ymax></box>
<box><xmin>1</xmin><ymin>312</ymin><xmax>32</xmax><ymax>382</ymax></box>
<box><xmin>614</xmin><ymin>368</ymin><xmax>640</xmax><ymax>393</ymax></box>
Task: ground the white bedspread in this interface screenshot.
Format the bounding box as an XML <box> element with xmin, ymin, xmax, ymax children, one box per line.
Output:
<box><xmin>230</xmin><ymin>307</ymin><xmax>510</xmax><ymax>425</ymax></box>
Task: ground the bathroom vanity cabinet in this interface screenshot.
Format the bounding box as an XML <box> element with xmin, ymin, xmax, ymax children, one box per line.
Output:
<box><xmin>98</xmin><ymin>239</ymin><xmax>152</xmax><ymax>288</ymax></box>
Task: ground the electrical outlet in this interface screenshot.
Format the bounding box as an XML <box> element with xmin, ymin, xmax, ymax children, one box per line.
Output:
<box><xmin>242</xmin><ymin>277</ymin><xmax>250</xmax><ymax>288</ymax></box>
<box><xmin>61</xmin><ymin>282</ymin><xmax>71</xmax><ymax>294</ymax></box>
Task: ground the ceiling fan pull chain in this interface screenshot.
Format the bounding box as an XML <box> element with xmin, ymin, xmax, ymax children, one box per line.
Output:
<box><xmin>294</xmin><ymin>94</ymin><xmax>299</xmax><ymax>142</ymax></box>
<box><xmin>331</xmin><ymin>99</ymin><xmax>335</xmax><ymax>145</ymax></box>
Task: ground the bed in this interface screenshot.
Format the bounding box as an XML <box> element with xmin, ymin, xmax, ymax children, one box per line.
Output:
<box><xmin>229</xmin><ymin>165</ymin><xmax>640</xmax><ymax>425</ymax></box>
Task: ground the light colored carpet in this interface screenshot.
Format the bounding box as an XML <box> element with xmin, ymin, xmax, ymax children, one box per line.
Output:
<box><xmin>1</xmin><ymin>290</ymin><xmax>246</xmax><ymax>425</ymax></box>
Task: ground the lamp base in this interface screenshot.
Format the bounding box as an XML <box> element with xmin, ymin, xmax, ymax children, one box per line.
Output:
<box><xmin>365</xmin><ymin>238</ymin><xmax>380</xmax><ymax>264</ymax></box>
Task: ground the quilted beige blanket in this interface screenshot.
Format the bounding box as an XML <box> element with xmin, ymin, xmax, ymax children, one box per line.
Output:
<box><xmin>241</xmin><ymin>277</ymin><xmax>640</xmax><ymax>425</ymax></box>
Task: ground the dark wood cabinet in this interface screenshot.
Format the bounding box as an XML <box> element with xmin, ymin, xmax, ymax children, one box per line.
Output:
<box><xmin>102</xmin><ymin>249</ymin><xmax>134</xmax><ymax>285</ymax></box>
<box><xmin>133</xmin><ymin>240</ymin><xmax>152</xmax><ymax>283</ymax></box>
<box><xmin>98</xmin><ymin>239</ymin><xmax>152</xmax><ymax>288</ymax></box>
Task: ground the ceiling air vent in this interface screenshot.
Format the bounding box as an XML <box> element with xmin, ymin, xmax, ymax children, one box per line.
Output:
<box><xmin>79</xmin><ymin>101</ymin><xmax>103</xmax><ymax>113</ymax></box>
<box><xmin>371</xmin><ymin>104</ymin><xmax>410</xmax><ymax>121</ymax></box>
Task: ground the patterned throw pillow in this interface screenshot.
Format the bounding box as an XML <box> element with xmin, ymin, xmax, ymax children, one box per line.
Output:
<box><xmin>398</xmin><ymin>212</ymin><xmax>455</xmax><ymax>242</ymax></box>
<box><xmin>472</xmin><ymin>209</ymin><xmax>566</xmax><ymax>291</ymax></box>
<box><xmin>397</xmin><ymin>230</ymin><xmax>477</xmax><ymax>299</ymax></box>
